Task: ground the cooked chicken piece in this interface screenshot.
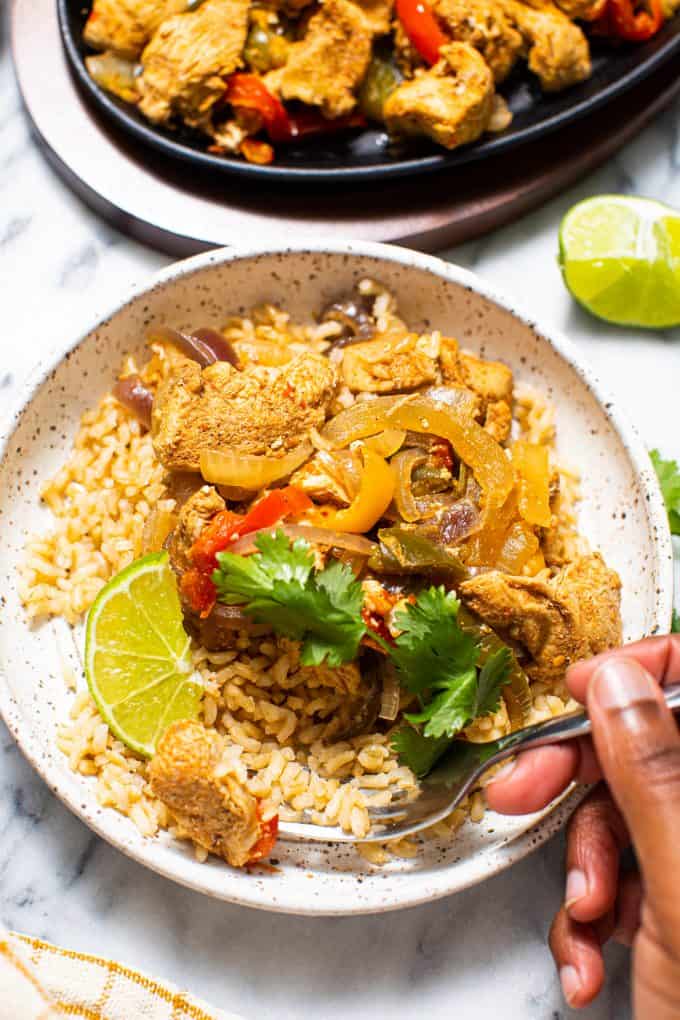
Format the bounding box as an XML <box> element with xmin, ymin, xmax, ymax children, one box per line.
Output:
<box><xmin>167</xmin><ymin>484</ymin><xmax>225</xmax><ymax>574</ymax></box>
<box><xmin>432</xmin><ymin>0</ymin><xmax>524</xmax><ymax>82</ymax></box>
<box><xmin>151</xmin><ymin>353</ymin><xmax>337</xmax><ymax>472</ymax></box>
<box><xmin>392</xmin><ymin>17</ymin><xmax>423</xmax><ymax>76</ymax></box>
<box><xmin>460</xmin><ymin>553</ymin><xmax>622</xmax><ymax>684</ymax></box>
<box><xmin>440</xmin><ymin>338</ymin><xmax>514</xmax><ymax>443</ymax></box>
<box><xmin>83</xmin><ymin>0</ymin><xmax>186</xmax><ymax>60</ymax></box>
<box><xmin>277</xmin><ymin>0</ymin><xmax>374</xmax><ymax>118</ymax></box>
<box><xmin>138</xmin><ymin>0</ymin><xmax>250</xmax><ymax>126</ymax></box>
<box><xmin>355</xmin><ymin>0</ymin><xmax>395</xmax><ymax>33</ymax></box>
<box><xmin>553</xmin><ymin>0</ymin><xmax>606</xmax><ymax>17</ymax></box>
<box><xmin>149</xmin><ymin>720</ymin><xmax>268</xmax><ymax>867</ymax></box>
<box><xmin>341</xmin><ymin>332</ymin><xmax>440</xmax><ymax>393</ymax></box>
<box><xmin>384</xmin><ymin>42</ymin><xmax>494</xmax><ymax>150</ymax></box>
<box><xmin>497</xmin><ymin>0</ymin><xmax>590</xmax><ymax>92</ymax></box>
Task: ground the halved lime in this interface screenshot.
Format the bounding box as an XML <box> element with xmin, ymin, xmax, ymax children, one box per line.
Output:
<box><xmin>559</xmin><ymin>195</ymin><xmax>680</xmax><ymax>328</ymax></box>
<box><xmin>84</xmin><ymin>552</ymin><xmax>203</xmax><ymax>758</ymax></box>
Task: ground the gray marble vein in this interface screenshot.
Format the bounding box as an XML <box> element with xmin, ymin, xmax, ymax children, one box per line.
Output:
<box><xmin>1</xmin><ymin>6</ymin><xmax>679</xmax><ymax>1017</ymax></box>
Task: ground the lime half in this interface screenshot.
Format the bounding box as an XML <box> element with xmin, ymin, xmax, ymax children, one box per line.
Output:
<box><xmin>559</xmin><ymin>195</ymin><xmax>680</xmax><ymax>328</ymax></box>
<box><xmin>85</xmin><ymin>552</ymin><xmax>203</xmax><ymax>758</ymax></box>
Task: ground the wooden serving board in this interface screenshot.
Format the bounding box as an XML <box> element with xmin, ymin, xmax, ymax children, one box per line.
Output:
<box><xmin>11</xmin><ymin>0</ymin><xmax>680</xmax><ymax>256</ymax></box>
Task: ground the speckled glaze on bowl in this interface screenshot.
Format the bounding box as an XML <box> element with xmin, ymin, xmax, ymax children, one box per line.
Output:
<box><xmin>0</xmin><ymin>242</ymin><xmax>672</xmax><ymax>916</ymax></box>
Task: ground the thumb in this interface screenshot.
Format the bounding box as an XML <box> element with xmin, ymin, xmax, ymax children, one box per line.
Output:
<box><xmin>586</xmin><ymin>656</ymin><xmax>680</xmax><ymax>950</ymax></box>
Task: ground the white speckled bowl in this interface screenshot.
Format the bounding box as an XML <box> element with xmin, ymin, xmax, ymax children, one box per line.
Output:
<box><xmin>0</xmin><ymin>242</ymin><xmax>672</xmax><ymax>915</ymax></box>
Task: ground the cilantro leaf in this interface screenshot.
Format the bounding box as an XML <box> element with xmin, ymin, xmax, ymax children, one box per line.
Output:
<box><xmin>651</xmin><ymin>449</ymin><xmax>680</xmax><ymax>535</ymax></box>
<box><xmin>672</xmin><ymin>609</ymin><xmax>680</xmax><ymax>634</ymax></box>
<box><xmin>404</xmin><ymin>668</ymin><xmax>478</xmax><ymax>738</ymax></box>
<box><xmin>390</xmin><ymin>726</ymin><xmax>452</xmax><ymax>779</ymax></box>
<box><xmin>213</xmin><ymin>530</ymin><xmax>366</xmax><ymax>667</ymax></box>
<box><xmin>475</xmin><ymin>647</ymin><xmax>513</xmax><ymax>718</ymax></box>
<box><xmin>402</xmin><ymin>650</ymin><xmax>511</xmax><ymax>740</ymax></box>
<box><xmin>390</xmin><ymin>587</ymin><xmax>479</xmax><ymax>698</ymax></box>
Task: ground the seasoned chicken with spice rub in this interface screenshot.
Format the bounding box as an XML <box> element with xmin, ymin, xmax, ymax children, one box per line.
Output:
<box><xmin>149</xmin><ymin>720</ymin><xmax>276</xmax><ymax>866</ymax></box>
<box><xmin>440</xmin><ymin>337</ymin><xmax>514</xmax><ymax>443</ymax></box>
<box><xmin>83</xmin><ymin>0</ymin><xmax>187</xmax><ymax>60</ymax></box>
<box><xmin>432</xmin><ymin>0</ymin><xmax>524</xmax><ymax>82</ymax></box>
<box><xmin>497</xmin><ymin>0</ymin><xmax>591</xmax><ymax>91</ymax></box>
<box><xmin>460</xmin><ymin>552</ymin><xmax>622</xmax><ymax>684</ymax></box>
<box><xmin>80</xmin><ymin>0</ymin><xmax>674</xmax><ymax>166</ymax></box>
<box><xmin>138</xmin><ymin>0</ymin><xmax>250</xmax><ymax>126</ymax></box>
<box><xmin>384</xmin><ymin>42</ymin><xmax>494</xmax><ymax>149</ymax></box>
<box><xmin>276</xmin><ymin>0</ymin><xmax>375</xmax><ymax>118</ymax></box>
<box><xmin>151</xmin><ymin>352</ymin><xmax>336</xmax><ymax>471</ymax></box>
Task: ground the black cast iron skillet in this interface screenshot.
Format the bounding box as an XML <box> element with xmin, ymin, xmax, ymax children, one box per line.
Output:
<box><xmin>58</xmin><ymin>0</ymin><xmax>680</xmax><ymax>185</ymax></box>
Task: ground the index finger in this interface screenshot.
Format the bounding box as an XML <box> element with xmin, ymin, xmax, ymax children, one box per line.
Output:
<box><xmin>567</xmin><ymin>635</ymin><xmax>680</xmax><ymax>704</ymax></box>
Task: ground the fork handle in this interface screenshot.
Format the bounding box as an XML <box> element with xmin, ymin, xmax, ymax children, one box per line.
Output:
<box><xmin>507</xmin><ymin>683</ymin><xmax>680</xmax><ymax>755</ymax></box>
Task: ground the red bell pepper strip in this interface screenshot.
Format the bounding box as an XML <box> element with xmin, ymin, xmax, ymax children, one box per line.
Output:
<box><xmin>239</xmin><ymin>485</ymin><xmax>312</xmax><ymax>532</ymax></box>
<box><xmin>182</xmin><ymin>486</ymin><xmax>313</xmax><ymax>614</ymax></box>
<box><xmin>191</xmin><ymin>509</ymin><xmax>245</xmax><ymax>574</ymax></box>
<box><xmin>395</xmin><ymin>0</ymin><xmax>449</xmax><ymax>66</ymax></box>
<box><xmin>283</xmin><ymin>110</ymin><xmax>368</xmax><ymax>140</ymax></box>
<box><xmin>247</xmin><ymin>807</ymin><xmax>279</xmax><ymax>864</ymax></box>
<box><xmin>180</xmin><ymin>567</ymin><xmax>219</xmax><ymax>618</ymax></box>
<box><xmin>224</xmin><ymin>73</ymin><xmax>292</xmax><ymax>141</ymax></box>
<box><xmin>592</xmin><ymin>0</ymin><xmax>664</xmax><ymax>40</ymax></box>
<box><xmin>224</xmin><ymin>74</ymin><xmax>367</xmax><ymax>144</ymax></box>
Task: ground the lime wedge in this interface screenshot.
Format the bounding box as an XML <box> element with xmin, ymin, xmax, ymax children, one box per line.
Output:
<box><xmin>84</xmin><ymin>552</ymin><xmax>203</xmax><ymax>758</ymax></box>
<box><xmin>559</xmin><ymin>195</ymin><xmax>680</xmax><ymax>328</ymax></box>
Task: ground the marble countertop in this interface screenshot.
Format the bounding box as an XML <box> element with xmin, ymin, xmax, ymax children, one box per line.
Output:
<box><xmin>1</xmin><ymin>10</ymin><xmax>679</xmax><ymax>1019</ymax></box>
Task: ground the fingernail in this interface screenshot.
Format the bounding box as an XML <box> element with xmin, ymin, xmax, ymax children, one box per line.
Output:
<box><xmin>560</xmin><ymin>965</ymin><xmax>581</xmax><ymax>1007</ymax></box>
<box><xmin>565</xmin><ymin>868</ymin><xmax>588</xmax><ymax>910</ymax></box>
<box><xmin>591</xmin><ymin>658</ymin><xmax>656</xmax><ymax>711</ymax></box>
<box><xmin>489</xmin><ymin>759</ymin><xmax>517</xmax><ymax>783</ymax></box>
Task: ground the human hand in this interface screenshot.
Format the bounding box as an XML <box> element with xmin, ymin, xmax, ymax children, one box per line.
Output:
<box><xmin>486</xmin><ymin>637</ymin><xmax>680</xmax><ymax>1015</ymax></box>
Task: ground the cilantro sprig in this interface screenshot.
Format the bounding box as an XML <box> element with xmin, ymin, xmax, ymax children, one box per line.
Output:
<box><xmin>651</xmin><ymin>449</ymin><xmax>680</xmax><ymax>536</ymax></box>
<box><xmin>389</xmin><ymin>588</ymin><xmax>511</xmax><ymax>772</ymax></box>
<box><xmin>213</xmin><ymin>532</ymin><xmax>512</xmax><ymax>775</ymax></box>
<box><xmin>214</xmin><ymin>531</ymin><xmax>366</xmax><ymax>667</ymax></box>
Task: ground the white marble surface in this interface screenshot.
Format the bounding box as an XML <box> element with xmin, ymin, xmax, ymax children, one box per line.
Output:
<box><xmin>1</xmin><ymin>8</ymin><xmax>680</xmax><ymax>1018</ymax></box>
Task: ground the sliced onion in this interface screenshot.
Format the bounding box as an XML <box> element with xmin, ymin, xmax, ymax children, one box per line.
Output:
<box><xmin>148</xmin><ymin>325</ymin><xmax>238</xmax><ymax>367</ymax></box>
<box><xmin>320</xmin><ymin>297</ymin><xmax>376</xmax><ymax>344</ymax></box>
<box><xmin>438</xmin><ymin>498</ymin><xmax>481</xmax><ymax>544</ymax></box>
<box><xmin>113</xmin><ymin>374</ymin><xmax>153</xmax><ymax>429</ymax></box>
<box><xmin>191</xmin><ymin>328</ymin><xmax>239</xmax><ymax>365</ymax></box>
<box><xmin>378</xmin><ymin>662</ymin><xmax>401</xmax><ymax>721</ymax></box>
<box><xmin>362</xmin><ymin>428</ymin><xmax>406</xmax><ymax>458</ymax></box>
<box><xmin>321</xmin><ymin>395</ymin><xmax>410</xmax><ymax>447</ymax></box>
<box><xmin>392</xmin><ymin>448</ymin><xmax>428</xmax><ymax>523</ymax></box>
<box><xmin>227</xmin><ymin>524</ymin><xmax>377</xmax><ymax>557</ymax></box>
<box><xmin>199</xmin><ymin>442</ymin><xmax>312</xmax><ymax>490</ymax></box>
<box><xmin>85</xmin><ymin>53</ymin><xmax>139</xmax><ymax>103</ymax></box>
<box><xmin>142</xmin><ymin>504</ymin><xmax>177</xmax><ymax>553</ymax></box>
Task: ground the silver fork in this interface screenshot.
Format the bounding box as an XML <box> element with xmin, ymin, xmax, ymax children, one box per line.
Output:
<box><xmin>278</xmin><ymin>684</ymin><xmax>680</xmax><ymax>844</ymax></box>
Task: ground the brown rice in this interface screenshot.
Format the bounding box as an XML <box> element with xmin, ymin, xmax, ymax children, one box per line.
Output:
<box><xmin>22</xmin><ymin>285</ymin><xmax>582</xmax><ymax>864</ymax></box>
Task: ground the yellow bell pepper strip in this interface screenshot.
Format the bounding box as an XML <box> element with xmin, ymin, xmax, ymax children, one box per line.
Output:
<box><xmin>513</xmin><ymin>440</ymin><xmax>552</xmax><ymax>529</ymax></box>
<box><xmin>386</xmin><ymin>396</ymin><xmax>514</xmax><ymax>507</ymax></box>
<box><xmin>307</xmin><ymin>447</ymin><xmax>395</xmax><ymax>533</ymax></box>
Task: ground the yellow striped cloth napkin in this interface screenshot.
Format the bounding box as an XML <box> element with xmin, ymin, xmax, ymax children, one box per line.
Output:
<box><xmin>0</xmin><ymin>927</ymin><xmax>242</xmax><ymax>1019</ymax></box>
